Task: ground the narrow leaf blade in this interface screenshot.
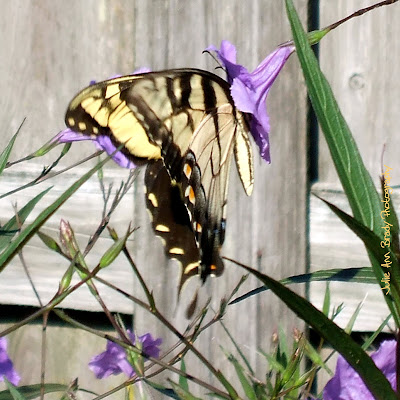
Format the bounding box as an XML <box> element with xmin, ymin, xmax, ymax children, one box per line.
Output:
<box><xmin>0</xmin><ymin>121</ymin><xmax>24</xmax><ymax>176</ymax></box>
<box><xmin>0</xmin><ymin>159</ymin><xmax>109</xmax><ymax>273</ymax></box>
<box><xmin>231</xmin><ymin>257</ymin><xmax>397</xmax><ymax>400</ymax></box>
<box><xmin>0</xmin><ymin>187</ymin><xmax>52</xmax><ymax>252</ymax></box>
<box><xmin>230</xmin><ymin>266</ymin><xmax>375</xmax><ymax>305</ymax></box>
<box><xmin>285</xmin><ymin>0</ymin><xmax>382</xmax><ymax>236</ymax></box>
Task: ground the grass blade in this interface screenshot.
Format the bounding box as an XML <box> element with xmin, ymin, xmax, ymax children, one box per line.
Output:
<box><xmin>285</xmin><ymin>0</ymin><xmax>382</xmax><ymax>233</ymax></box>
<box><xmin>0</xmin><ymin>120</ymin><xmax>24</xmax><ymax>176</ymax></box>
<box><xmin>0</xmin><ymin>187</ymin><xmax>52</xmax><ymax>252</ymax></box>
<box><xmin>230</xmin><ymin>266</ymin><xmax>375</xmax><ymax>305</ymax></box>
<box><xmin>0</xmin><ymin>158</ymin><xmax>109</xmax><ymax>273</ymax></box>
<box><xmin>230</xmin><ymin>258</ymin><xmax>398</xmax><ymax>400</ymax></box>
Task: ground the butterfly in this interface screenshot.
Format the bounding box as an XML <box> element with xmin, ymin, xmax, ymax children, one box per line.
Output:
<box><xmin>65</xmin><ymin>69</ymin><xmax>254</xmax><ymax>292</ymax></box>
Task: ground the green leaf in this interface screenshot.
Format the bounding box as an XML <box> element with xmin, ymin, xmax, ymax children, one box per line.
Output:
<box><xmin>261</xmin><ymin>350</ymin><xmax>285</xmax><ymax>374</ymax></box>
<box><xmin>4</xmin><ymin>381</ymin><xmax>26</xmax><ymax>400</ymax></box>
<box><xmin>0</xmin><ymin>158</ymin><xmax>109</xmax><ymax>273</ymax></box>
<box><xmin>99</xmin><ymin>228</ymin><xmax>131</xmax><ymax>268</ymax></box>
<box><xmin>214</xmin><ymin>370</ymin><xmax>240</xmax><ymax>400</ymax></box>
<box><xmin>344</xmin><ymin>299</ymin><xmax>364</xmax><ymax>334</ymax></box>
<box><xmin>218</xmin><ymin>318</ymin><xmax>254</xmax><ymax>374</ymax></box>
<box><xmin>0</xmin><ymin>384</ymin><xmax>74</xmax><ymax>400</ymax></box>
<box><xmin>286</xmin><ymin>0</ymin><xmax>400</xmax><ymax>327</ymax></box>
<box><xmin>302</xmin><ymin>338</ymin><xmax>332</xmax><ymax>374</ymax></box>
<box><xmin>229</xmin><ymin>266</ymin><xmax>376</xmax><ymax>305</ymax></box>
<box><xmin>317</xmin><ymin>195</ymin><xmax>400</xmax><ymax>321</ymax></box>
<box><xmin>0</xmin><ymin>121</ymin><xmax>24</xmax><ymax>176</ymax></box>
<box><xmin>36</xmin><ymin>230</ymin><xmax>63</xmax><ymax>254</ymax></box>
<box><xmin>279</xmin><ymin>337</ymin><xmax>304</xmax><ymax>396</ymax></box>
<box><xmin>29</xmin><ymin>139</ymin><xmax>71</xmax><ymax>159</ymax></box>
<box><xmin>362</xmin><ymin>314</ymin><xmax>392</xmax><ymax>350</ymax></box>
<box><xmin>168</xmin><ymin>380</ymin><xmax>203</xmax><ymax>400</ymax></box>
<box><xmin>143</xmin><ymin>379</ymin><xmax>183</xmax><ymax>399</ymax></box>
<box><xmin>226</xmin><ymin>354</ymin><xmax>257</xmax><ymax>400</ymax></box>
<box><xmin>179</xmin><ymin>359</ymin><xmax>189</xmax><ymax>392</ymax></box>
<box><xmin>231</xmin><ymin>256</ymin><xmax>398</xmax><ymax>400</ymax></box>
<box><xmin>286</xmin><ymin>0</ymin><xmax>382</xmax><ymax>234</ymax></box>
<box><xmin>331</xmin><ymin>303</ymin><xmax>345</xmax><ymax>321</ymax></box>
<box><xmin>0</xmin><ymin>187</ymin><xmax>52</xmax><ymax>252</ymax></box>
<box><xmin>277</xmin><ymin>326</ymin><xmax>289</xmax><ymax>366</ymax></box>
<box><xmin>282</xmin><ymin>337</ymin><xmax>303</xmax><ymax>381</ymax></box>
<box><xmin>322</xmin><ymin>283</ymin><xmax>330</xmax><ymax>316</ymax></box>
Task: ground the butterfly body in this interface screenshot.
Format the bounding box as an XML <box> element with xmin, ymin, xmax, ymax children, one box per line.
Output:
<box><xmin>65</xmin><ymin>69</ymin><xmax>254</xmax><ymax>291</ymax></box>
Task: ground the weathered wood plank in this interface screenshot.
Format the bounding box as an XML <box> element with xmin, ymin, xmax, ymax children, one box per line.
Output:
<box><xmin>310</xmin><ymin>183</ymin><xmax>398</xmax><ymax>332</ymax></box>
<box><xmin>1</xmin><ymin>0</ymin><xmax>308</xmax><ymax>394</ymax></box>
<box><xmin>0</xmin><ymin>323</ymin><xmax>127</xmax><ymax>399</ymax></box>
<box><xmin>0</xmin><ymin>164</ymin><xmax>136</xmax><ymax>314</ymax></box>
<box><xmin>131</xmin><ymin>0</ymin><xmax>308</xmax><ymax>384</ymax></box>
<box><xmin>312</xmin><ymin>0</ymin><xmax>400</xmax><ymax>333</ymax></box>
<box><xmin>0</xmin><ymin>0</ymin><xmax>136</xmax><ymax>163</ymax></box>
<box><xmin>319</xmin><ymin>0</ymin><xmax>400</xmax><ymax>183</ymax></box>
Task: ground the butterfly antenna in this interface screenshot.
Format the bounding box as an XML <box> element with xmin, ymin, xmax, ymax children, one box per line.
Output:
<box><xmin>202</xmin><ymin>50</ymin><xmax>226</xmax><ymax>74</ymax></box>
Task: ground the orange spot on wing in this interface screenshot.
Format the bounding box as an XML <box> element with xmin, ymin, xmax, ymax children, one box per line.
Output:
<box><xmin>189</xmin><ymin>187</ymin><xmax>195</xmax><ymax>204</ymax></box>
<box><xmin>184</xmin><ymin>164</ymin><xmax>192</xmax><ymax>179</ymax></box>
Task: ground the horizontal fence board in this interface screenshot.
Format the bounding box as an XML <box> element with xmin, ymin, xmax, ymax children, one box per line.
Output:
<box><xmin>310</xmin><ymin>183</ymin><xmax>398</xmax><ymax>332</ymax></box>
<box><xmin>0</xmin><ymin>164</ymin><xmax>136</xmax><ymax>314</ymax></box>
<box><xmin>313</xmin><ymin>0</ymin><xmax>400</xmax><ymax>334</ymax></box>
<box><xmin>319</xmin><ymin>0</ymin><xmax>400</xmax><ymax>183</ymax></box>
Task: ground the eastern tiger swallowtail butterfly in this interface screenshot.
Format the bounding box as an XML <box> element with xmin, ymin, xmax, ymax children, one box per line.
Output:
<box><xmin>65</xmin><ymin>69</ymin><xmax>254</xmax><ymax>292</ymax></box>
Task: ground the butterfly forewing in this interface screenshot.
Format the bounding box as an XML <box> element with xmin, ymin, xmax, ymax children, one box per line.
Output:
<box><xmin>234</xmin><ymin>115</ymin><xmax>254</xmax><ymax>196</ymax></box>
<box><xmin>65</xmin><ymin>68</ymin><xmax>254</xmax><ymax>288</ymax></box>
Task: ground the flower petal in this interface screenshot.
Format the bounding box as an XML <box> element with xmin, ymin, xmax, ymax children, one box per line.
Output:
<box><xmin>323</xmin><ymin>340</ymin><xmax>397</xmax><ymax>400</ymax></box>
<box><xmin>53</xmin><ymin>129</ymin><xmax>91</xmax><ymax>144</ymax></box>
<box><xmin>89</xmin><ymin>330</ymin><xmax>162</xmax><ymax>379</ymax></box>
<box><xmin>371</xmin><ymin>340</ymin><xmax>396</xmax><ymax>387</ymax></box>
<box><xmin>207</xmin><ymin>41</ymin><xmax>250</xmax><ymax>86</ymax></box>
<box><xmin>0</xmin><ymin>338</ymin><xmax>21</xmax><ymax>386</ymax></box>
<box><xmin>88</xmin><ymin>340</ymin><xmax>127</xmax><ymax>379</ymax></box>
<box><xmin>208</xmin><ymin>40</ymin><xmax>294</xmax><ymax>163</ymax></box>
<box><xmin>94</xmin><ymin>136</ymin><xmax>136</xmax><ymax>169</ymax></box>
<box><xmin>139</xmin><ymin>333</ymin><xmax>163</xmax><ymax>359</ymax></box>
<box><xmin>53</xmin><ymin>129</ymin><xmax>136</xmax><ymax>169</ymax></box>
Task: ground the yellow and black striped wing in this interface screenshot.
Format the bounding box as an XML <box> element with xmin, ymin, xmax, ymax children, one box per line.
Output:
<box><xmin>65</xmin><ymin>69</ymin><xmax>254</xmax><ymax>287</ymax></box>
<box><xmin>179</xmin><ymin>103</ymin><xmax>253</xmax><ymax>281</ymax></box>
<box><xmin>145</xmin><ymin>160</ymin><xmax>200</xmax><ymax>291</ymax></box>
<box><xmin>66</xmin><ymin>69</ymin><xmax>235</xmax><ymax>166</ymax></box>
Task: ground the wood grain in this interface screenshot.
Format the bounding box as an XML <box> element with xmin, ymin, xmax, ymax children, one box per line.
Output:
<box><xmin>319</xmin><ymin>0</ymin><xmax>400</xmax><ymax>183</ymax></box>
<box><xmin>0</xmin><ymin>0</ymin><xmax>307</xmax><ymax>395</ymax></box>
<box><xmin>312</xmin><ymin>0</ymin><xmax>400</xmax><ymax>334</ymax></box>
<box><xmin>310</xmin><ymin>183</ymin><xmax>398</xmax><ymax>332</ymax></box>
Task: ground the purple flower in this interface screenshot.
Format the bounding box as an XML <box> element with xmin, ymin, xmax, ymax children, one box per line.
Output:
<box><xmin>207</xmin><ymin>40</ymin><xmax>294</xmax><ymax>163</ymax></box>
<box><xmin>89</xmin><ymin>331</ymin><xmax>162</xmax><ymax>379</ymax></box>
<box><xmin>324</xmin><ymin>339</ymin><xmax>396</xmax><ymax>399</ymax></box>
<box><xmin>53</xmin><ymin>129</ymin><xmax>136</xmax><ymax>169</ymax></box>
<box><xmin>0</xmin><ymin>337</ymin><xmax>21</xmax><ymax>386</ymax></box>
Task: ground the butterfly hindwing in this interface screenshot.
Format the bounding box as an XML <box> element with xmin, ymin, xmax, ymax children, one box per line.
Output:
<box><xmin>145</xmin><ymin>160</ymin><xmax>200</xmax><ymax>291</ymax></box>
<box><xmin>181</xmin><ymin>104</ymin><xmax>237</xmax><ymax>279</ymax></box>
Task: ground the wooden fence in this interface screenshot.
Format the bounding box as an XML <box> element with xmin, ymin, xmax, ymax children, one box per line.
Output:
<box><xmin>0</xmin><ymin>0</ymin><xmax>398</xmax><ymax>397</ymax></box>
